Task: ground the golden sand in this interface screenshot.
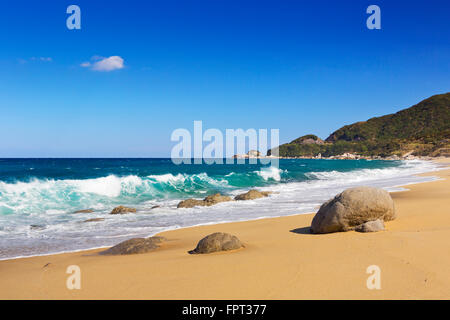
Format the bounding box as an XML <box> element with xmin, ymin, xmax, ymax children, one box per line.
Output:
<box><xmin>1</xmin><ymin>161</ymin><xmax>449</xmax><ymax>299</ymax></box>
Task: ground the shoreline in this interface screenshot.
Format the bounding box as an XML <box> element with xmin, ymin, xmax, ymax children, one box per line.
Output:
<box><xmin>0</xmin><ymin>159</ymin><xmax>444</xmax><ymax>262</ymax></box>
<box><xmin>0</xmin><ymin>159</ymin><xmax>449</xmax><ymax>299</ymax></box>
<box><xmin>232</xmin><ymin>155</ymin><xmax>450</xmax><ymax>161</ymax></box>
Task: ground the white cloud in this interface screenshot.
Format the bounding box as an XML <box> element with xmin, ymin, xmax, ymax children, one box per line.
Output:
<box><xmin>81</xmin><ymin>56</ymin><xmax>125</xmax><ymax>72</ymax></box>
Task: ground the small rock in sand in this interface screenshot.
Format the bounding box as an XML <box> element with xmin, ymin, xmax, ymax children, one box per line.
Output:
<box><xmin>101</xmin><ymin>236</ymin><xmax>167</xmax><ymax>255</ymax></box>
<box><xmin>189</xmin><ymin>232</ymin><xmax>243</xmax><ymax>254</ymax></box>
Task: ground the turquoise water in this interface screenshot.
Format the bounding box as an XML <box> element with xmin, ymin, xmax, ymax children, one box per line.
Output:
<box><xmin>0</xmin><ymin>158</ymin><xmax>412</xmax><ymax>214</ymax></box>
<box><xmin>0</xmin><ymin>158</ymin><xmax>439</xmax><ymax>259</ymax></box>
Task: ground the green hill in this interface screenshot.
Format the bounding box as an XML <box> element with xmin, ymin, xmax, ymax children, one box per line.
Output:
<box><xmin>270</xmin><ymin>93</ymin><xmax>450</xmax><ymax>158</ymax></box>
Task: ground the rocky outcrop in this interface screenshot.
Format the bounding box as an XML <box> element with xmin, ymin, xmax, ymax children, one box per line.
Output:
<box><xmin>189</xmin><ymin>232</ymin><xmax>243</xmax><ymax>254</ymax></box>
<box><xmin>431</xmin><ymin>147</ymin><xmax>450</xmax><ymax>157</ymax></box>
<box><xmin>290</xmin><ymin>134</ymin><xmax>325</xmax><ymax>145</ymax></box>
<box><xmin>110</xmin><ymin>206</ymin><xmax>137</xmax><ymax>215</ymax></box>
<box><xmin>311</xmin><ymin>186</ymin><xmax>396</xmax><ymax>234</ymax></box>
<box><xmin>271</xmin><ymin>94</ymin><xmax>450</xmax><ymax>158</ymax></box>
<box><xmin>74</xmin><ymin>209</ymin><xmax>94</xmax><ymax>214</ymax></box>
<box><xmin>177</xmin><ymin>193</ymin><xmax>232</xmax><ymax>208</ymax></box>
<box><xmin>177</xmin><ymin>199</ymin><xmax>206</xmax><ymax>208</ymax></box>
<box><xmin>203</xmin><ymin>193</ymin><xmax>232</xmax><ymax>205</ymax></box>
<box><xmin>355</xmin><ymin>219</ymin><xmax>385</xmax><ymax>232</ymax></box>
<box><xmin>247</xmin><ymin>150</ymin><xmax>262</xmax><ymax>157</ymax></box>
<box><xmin>101</xmin><ymin>236</ymin><xmax>167</xmax><ymax>255</ymax></box>
<box><xmin>233</xmin><ymin>150</ymin><xmax>262</xmax><ymax>158</ymax></box>
<box><xmin>234</xmin><ymin>189</ymin><xmax>272</xmax><ymax>201</ymax></box>
<box><xmin>177</xmin><ymin>191</ymin><xmax>274</xmax><ymax>208</ymax></box>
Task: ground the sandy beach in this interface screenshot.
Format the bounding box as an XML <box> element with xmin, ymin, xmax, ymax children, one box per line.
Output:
<box><xmin>2</xmin><ymin>0</ymin><xmax>449</xmax><ymax>304</ymax></box>
<box><xmin>1</xmin><ymin>160</ymin><xmax>449</xmax><ymax>300</ymax></box>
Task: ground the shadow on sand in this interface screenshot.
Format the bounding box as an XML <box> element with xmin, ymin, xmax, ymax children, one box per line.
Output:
<box><xmin>289</xmin><ymin>226</ymin><xmax>313</xmax><ymax>235</ymax></box>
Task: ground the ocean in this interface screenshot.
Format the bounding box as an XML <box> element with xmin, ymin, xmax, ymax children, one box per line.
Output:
<box><xmin>0</xmin><ymin>158</ymin><xmax>441</xmax><ymax>260</ymax></box>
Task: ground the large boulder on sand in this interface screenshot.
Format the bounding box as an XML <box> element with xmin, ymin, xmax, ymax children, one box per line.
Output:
<box><xmin>177</xmin><ymin>193</ymin><xmax>232</xmax><ymax>208</ymax></box>
<box><xmin>101</xmin><ymin>236</ymin><xmax>167</xmax><ymax>255</ymax></box>
<box><xmin>189</xmin><ymin>232</ymin><xmax>243</xmax><ymax>254</ymax></box>
<box><xmin>234</xmin><ymin>189</ymin><xmax>272</xmax><ymax>201</ymax></box>
<box><xmin>110</xmin><ymin>206</ymin><xmax>137</xmax><ymax>214</ymax></box>
<box><xmin>311</xmin><ymin>186</ymin><xmax>395</xmax><ymax>234</ymax></box>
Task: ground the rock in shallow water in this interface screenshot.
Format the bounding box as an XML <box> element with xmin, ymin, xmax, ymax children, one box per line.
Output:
<box><xmin>30</xmin><ymin>224</ymin><xmax>46</xmax><ymax>230</ymax></box>
<box><xmin>189</xmin><ymin>232</ymin><xmax>243</xmax><ymax>254</ymax></box>
<box><xmin>83</xmin><ymin>218</ymin><xmax>105</xmax><ymax>223</ymax></box>
<box><xmin>234</xmin><ymin>189</ymin><xmax>272</xmax><ymax>201</ymax></box>
<box><xmin>311</xmin><ymin>186</ymin><xmax>395</xmax><ymax>234</ymax></box>
<box><xmin>74</xmin><ymin>209</ymin><xmax>94</xmax><ymax>214</ymax></box>
<box><xmin>110</xmin><ymin>206</ymin><xmax>137</xmax><ymax>215</ymax></box>
<box><xmin>177</xmin><ymin>193</ymin><xmax>232</xmax><ymax>208</ymax></box>
<box><xmin>177</xmin><ymin>199</ymin><xmax>207</xmax><ymax>208</ymax></box>
<box><xmin>101</xmin><ymin>236</ymin><xmax>167</xmax><ymax>255</ymax></box>
<box><xmin>203</xmin><ymin>193</ymin><xmax>233</xmax><ymax>205</ymax></box>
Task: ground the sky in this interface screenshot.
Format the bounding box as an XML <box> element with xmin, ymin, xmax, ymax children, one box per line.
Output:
<box><xmin>0</xmin><ymin>0</ymin><xmax>449</xmax><ymax>157</ymax></box>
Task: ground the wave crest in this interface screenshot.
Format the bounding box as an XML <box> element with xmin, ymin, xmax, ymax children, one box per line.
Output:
<box><xmin>0</xmin><ymin>173</ymin><xmax>232</xmax><ymax>215</ymax></box>
<box><xmin>255</xmin><ymin>166</ymin><xmax>285</xmax><ymax>181</ymax></box>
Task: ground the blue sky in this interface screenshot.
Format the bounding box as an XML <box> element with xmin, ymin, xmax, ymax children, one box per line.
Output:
<box><xmin>0</xmin><ymin>0</ymin><xmax>449</xmax><ymax>157</ymax></box>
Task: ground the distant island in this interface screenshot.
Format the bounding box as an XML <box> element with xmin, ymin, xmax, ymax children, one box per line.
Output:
<box><xmin>268</xmin><ymin>92</ymin><xmax>450</xmax><ymax>159</ymax></box>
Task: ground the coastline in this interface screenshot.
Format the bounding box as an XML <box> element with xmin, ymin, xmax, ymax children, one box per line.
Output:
<box><xmin>232</xmin><ymin>155</ymin><xmax>449</xmax><ymax>161</ymax></box>
<box><xmin>0</xmin><ymin>158</ymin><xmax>439</xmax><ymax>261</ymax></box>
<box><xmin>0</xmin><ymin>159</ymin><xmax>449</xmax><ymax>299</ymax></box>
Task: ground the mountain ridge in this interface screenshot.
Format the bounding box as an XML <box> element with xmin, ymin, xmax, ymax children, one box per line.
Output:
<box><xmin>269</xmin><ymin>93</ymin><xmax>450</xmax><ymax>158</ymax></box>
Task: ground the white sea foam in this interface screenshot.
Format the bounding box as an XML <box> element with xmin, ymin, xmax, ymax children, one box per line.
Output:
<box><xmin>73</xmin><ymin>175</ymin><xmax>144</xmax><ymax>197</ymax></box>
<box><xmin>256</xmin><ymin>166</ymin><xmax>285</xmax><ymax>181</ymax></box>
<box><xmin>147</xmin><ymin>173</ymin><xmax>185</xmax><ymax>183</ymax></box>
